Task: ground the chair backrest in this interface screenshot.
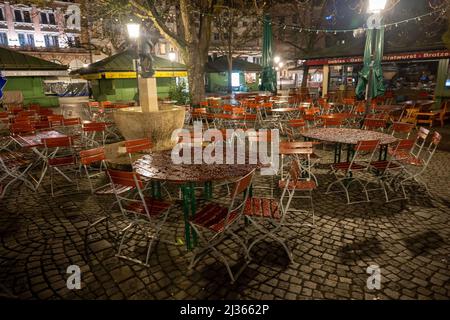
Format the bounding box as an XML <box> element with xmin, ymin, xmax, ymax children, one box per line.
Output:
<box><xmin>48</xmin><ymin>115</ymin><xmax>64</xmax><ymax>127</ymax></box>
<box><xmin>227</xmin><ymin>169</ymin><xmax>256</xmax><ymax>229</ymax></box>
<box><xmin>107</xmin><ymin>169</ymin><xmax>159</xmax><ymax>220</ymax></box>
<box><xmin>80</xmin><ymin>147</ymin><xmax>107</xmax><ymax>193</ymax></box>
<box><xmin>125</xmin><ymin>138</ymin><xmax>152</xmax><ymax>154</ymax></box>
<box><xmin>83</xmin><ymin>122</ymin><xmax>107</xmax><ymax>132</ymax></box>
<box><xmin>38</xmin><ymin>108</ymin><xmax>54</xmax><ymax>117</ymax></box>
<box><xmin>411</xmin><ymin>127</ymin><xmax>430</xmax><ymax>158</ymax></box>
<box><xmin>351</xmin><ymin>140</ymin><xmax>380</xmax><ymax>170</ymax></box>
<box><xmin>43</xmin><ymin>136</ymin><xmax>73</xmax><ymax>148</ymax></box>
<box><xmin>323</xmin><ymin>117</ymin><xmax>343</xmax><ymax>128</ymax></box>
<box><xmin>10</xmin><ymin>122</ymin><xmax>35</xmax><ymax>135</ymax></box>
<box><xmin>63</xmin><ymin>118</ymin><xmax>82</xmax><ymax>126</ymax></box>
<box><xmin>80</xmin><ymin>147</ymin><xmax>106</xmax><ymax>166</ymax></box>
<box><xmin>416</xmin><ymin>131</ymin><xmax>442</xmax><ymax>170</ymax></box>
<box><xmin>363</xmin><ymin>118</ymin><xmax>387</xmax><ymax>131</ymax></box>
<box><xmin>391</xmin><ymin>122</ymin><xmax>414</xmax><ymax>138</ymax></box>
<box><xmin>17</xmin><ymin>110</ymin><xmax>36</xmax><ymax>118</ymax></box>
<box><xmin>108</xmin><ymin>169</ymin><xmax>143</xmax><ymax>189</ymax></box>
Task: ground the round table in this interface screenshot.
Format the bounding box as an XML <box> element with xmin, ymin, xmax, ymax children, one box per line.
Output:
<box><xmin>134</xmin><ymin>149</ymin><xmax>258</xmax><ymax>250</ymax></box>
<box><xmin>302</xmin><ymin>128</ymin><xmax>398</xmax><ymax>163</ymax></box>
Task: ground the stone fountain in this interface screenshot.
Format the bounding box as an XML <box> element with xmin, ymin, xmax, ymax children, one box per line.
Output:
<box><xmin>113</xmin><ymin>78</ymin><xmax>185</xmax><ymax>151</ymax></box>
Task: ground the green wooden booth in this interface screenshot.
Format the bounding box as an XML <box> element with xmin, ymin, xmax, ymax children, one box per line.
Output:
<box><xmin>0</xmin><ymin>47</ymin><xmax>67</xmax><ymax>107</ymax></box>
<box><xmin>72</xmin><ymin>50</ymin><xmax>187</xmax><ymax>102</ymax></box>
<box><xmin>205</xmin><ymin>56</ymin><xmax>262</xmax><ymax>93</ymax></box>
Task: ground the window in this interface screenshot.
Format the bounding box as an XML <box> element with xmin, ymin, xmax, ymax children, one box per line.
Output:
<box><xmin>292</xmin><ymin>15</ymin><xmax>298</xmax><ymax>24</ymax></box>
<box><xmin>27</xmin><ymin>34</ymin><xmax>34</xmax><ymax>47</ymax></box>
<box><xmin>14</xmin><ymin>10</ymin><xmax>23</xmax><ymax>22</ymax></box>
<box><xmin>18</xmin><ymin>34</ymin><xmax>26</xmax><ymax>46</ymax></box>
<box><xmin>52</xmin><ymin>35</ymin><xmax>59</xmax><ymax>47</ymax></box>
<box><xmin>232</xmin><ymin>73</ymin><xmax>240</xmax><ymax>87</ymax></box>
<box><xmin>44</xmin><ymin>35</ymin><xmax>59</xmax><ymax>47</ymax></box>
<box><xmin>23</xmin><ymin>11</ymin><xmax>31</xmax><ymax>23</ymax></box>
<box><xmin>0</xmin><ymin>32</ymin><xmax>8</xmax><ymax>46</ymax></box>
<box><xmin>0</xmin><ymin>8</ymin><xmax>5</xmax><ymax>21</ymax></box>
<box><xmin>159</xmin><ymin>43</ymin><xmax>166</xmax><ymax>55</ymax></box>
<box><xmin>40</xmin><ymin>12</ymin><xmax>48</xmax><ymax>24</ymax></box>
<box><xmin>48</xmin><ymin>13</ymin><xmax>56</xmax><ymax>25</ymax></box>
<box><xmin>213</xmin><ymin>33</ymin><xmax>219</xmax><ymax>41</ymax></box>
<box><xmin>242</xmin><ymin>21</ymin><xmax>248</xmax><ymax>27</ymax></box>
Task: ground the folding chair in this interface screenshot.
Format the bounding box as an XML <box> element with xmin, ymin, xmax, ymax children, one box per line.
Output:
<box><xmin>80</xmin><ymin>147</ymin><xmax>125</xmax><ymax>256</ymax></box>
<box><xmin>47</xmin><ymin>115</ymin><xmax>64</xmax><ymax>129</ymax></box>
<box><xmin>244</xmin><ymin>163</ymin><xmax>304</xmax><ymax>264</ymax></box>
<box><xmin>42</xmin><ymin>136</ymin><xmax>79</xmax><ymax>197</ymax></box>
<box><xmin>390</xmin><ymin>122</ymin><xmax>414</xmax><ymax>139</ymax></box>
<box><xmin>326</xmin><ymin>140</ymin><xmax>381</xmax><ymax>204</ymax></box>
<box><xmin>81</xmin><ymin>122</ymin><xmax>107</xmax><ymax>148</ymax></box>
<box><xmin>399</xmin><ymin>132</ymin><xmax>442</xmax><ymax>197</ymax></box>
<box><xmin>367</xmin><ymin>139</ymin><xmax>415</xmax><ymax>202</ymax></box>
<box><xmin>108</xmin><ymin>169</ymin><xmax>172</xmax><ymax>266</ymax></box>
<box><xmin>0</xmin><ymin>150</ymin><xmax>35</xmax><ymax>199</ymax></box>
<box><xmin>189</xmin><ymin>169</ymin><xmax>256</xmax><ymax>283</ymax></box>
<box><xmin>389</xmin><ymin>126</ymin><xmax>430</xmax><ymax>164</ymax></box>
<box><xmin>278</xmin><ymin>148</ymin><xmax>317</xmax><ymax>227</ymax></box>
<box><xmin>124</xmin><ymin>138</ymin><xmax>152</xmax><ymax>165</ymax></box>
<box><xmin>363</xmin><ymin>118</ymin><xmax>387</xmax><ymax>132</ymax></box>
<box><xmin>62</xmin><ymin>118</ymin><xmax>82</xmax><ymax>137</ymax></box>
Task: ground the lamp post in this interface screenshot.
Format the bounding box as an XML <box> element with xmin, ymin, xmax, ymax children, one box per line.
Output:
<box><xmin>274</xmin><ymin>56</ymin><xmax>281</xmax><ymax>92</ymax></box>
<box><xmin>278</xmin><ymin>61</ymin><xmax>284</xmax><ymax>91</ymax></box>
<box><xmin>127</xmin><ymin>23</ymin><xmax>140</xmax><ymax>103</ymax></box>
<box><xmin>168</xmin><ymin>49</ymin><xmax>176</xmax><ymax>87</ymax></box>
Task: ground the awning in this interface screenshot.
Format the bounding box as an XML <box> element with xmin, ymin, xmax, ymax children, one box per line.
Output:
<box><xmin>72</xmin><ymin>49</ymin><xmax>187</xmax><ymax>79</ymax></box>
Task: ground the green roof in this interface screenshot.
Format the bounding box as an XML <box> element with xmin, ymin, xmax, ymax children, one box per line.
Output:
<box><xmin>0</xmin><ymin>46</ymin><xmax>67</xmax><ymax>70</ymax></box>
<box><xmin>73</xmin><ymin>49</ymin><xmax>187</xmax><ymax>75</ymax></box>
<box><xmin>206</xmin><ymin>56</ymin><xmax>262</xmax><ymax>73</ymax></box>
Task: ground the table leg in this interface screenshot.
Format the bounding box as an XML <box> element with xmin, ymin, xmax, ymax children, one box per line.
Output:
<box><xmin>181</xmin><ymin>182</ymin><xmax>197</xmax><ymax>251</ymax></box>
<box><xmin>334</xmin><ymin>143</ymin><xmax>342</xmax><ymax>164</ymax></box>
<box><xmin>151</xmin><ymin>181</ymin><xmax>162</xmax><ymax>199</ymax></box>
<box><xmin>347</xmin><ymin>144</ymin><xmax>354</xmax><ymax>162</ymax></box>
<box><xmin>379</xmin><ymin>145</ymin><xmax>388</xmax><ymax>161</ymax></box>
<box><xmin>204</xmin><ymin>181</ymin><xmax>213</xmax><ymax>199</ymax></box>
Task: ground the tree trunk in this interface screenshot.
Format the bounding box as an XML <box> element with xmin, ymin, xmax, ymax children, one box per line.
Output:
<box><xmin>301</xmin><ymin>64</ymin><xmax>309</xmax><ymax>89</ymax></box>
<box><xmin>227</xmin><ymin>55</ymin><xmax>233</xmax><ymax>94</ymax></box>
<box><xmin>185</xmin><ymin>51</ymin><xmax>207</xmax><ymax>106</ymax></box>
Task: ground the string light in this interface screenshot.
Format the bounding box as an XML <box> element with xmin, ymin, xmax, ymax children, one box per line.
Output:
<box><xmin>258</xmin><ymin>9</ymin><xmax>442</xmax><ymax>35</ymax></box>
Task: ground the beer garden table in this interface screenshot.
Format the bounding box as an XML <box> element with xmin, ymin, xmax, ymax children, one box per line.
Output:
<box><xmin>301</xmin><ymin>128</ymin><xmax>398</xmax><ymax>163</ymax></box>
<box><xmin>133</xmin><ymin>149</ymin><xmax>259</xmax><ymax>250</ymax></box>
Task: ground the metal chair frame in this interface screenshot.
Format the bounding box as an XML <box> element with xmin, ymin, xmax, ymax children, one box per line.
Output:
<box><xmin>326</xmin><ymin>140</ymin><xmax>381</xmax><ymax>204</ymax></box>
<box><xmin>188</xmin><ymin>169</ymin><xmax>256</xmax><ymax>283</ymax></box>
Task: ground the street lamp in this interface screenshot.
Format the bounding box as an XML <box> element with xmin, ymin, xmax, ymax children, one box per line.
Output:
<box><xmin>168</xmin><ymin>49</ymin><xmax>176</xmax><ymax>87</ymax></box>
<box><xmin>127</xmin><ymin>23</ymin><xmax>140</xmax><ymax>103</ymax></box>
<box><xmin>367</xmin><ymin>0</ymin><xmax>387</xmax><ymax>13</ymax></box>
<box><xmin>278</xmin><ymin>62</ymin><xmax>284</xmax><ymax>90</ymax></box>
<box><xmin>274</xmin><ymin>56</ymin><xmax>280</xmax><ymax>65</ymax></box>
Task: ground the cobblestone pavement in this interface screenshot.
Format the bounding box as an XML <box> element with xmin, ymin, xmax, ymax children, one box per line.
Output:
<box><xmin>1</xmin><ymin>123</ymin><xmax>449</xmax><ymax>300</ymax></box>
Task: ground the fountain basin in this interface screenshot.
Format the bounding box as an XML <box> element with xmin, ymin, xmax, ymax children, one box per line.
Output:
<box><xmin>114</xmin><ymin>105</ymin><xmax>185</xmax><ymax>151</ymax></box>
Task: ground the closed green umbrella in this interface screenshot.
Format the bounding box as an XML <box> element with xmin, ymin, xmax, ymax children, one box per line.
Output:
<box><xmin>260</xmin><ymin>14</ymin><xmax>276</xmax><ymax>92</ymax></box>
<box><xmin>356</xmin><ymin>27</ymin><xmax>385</xmax><ymax>100</ymax></box>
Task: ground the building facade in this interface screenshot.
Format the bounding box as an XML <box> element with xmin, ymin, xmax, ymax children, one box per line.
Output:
<box><xmin>0</xmin><ymin>1</ymin><xmax>95</xmax><ymax>70</ymax></box>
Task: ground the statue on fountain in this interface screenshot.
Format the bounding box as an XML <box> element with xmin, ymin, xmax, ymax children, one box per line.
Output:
<box><xmin>139</xmin><ymin>29</ymin><xmax>155</xmax><ymax>78</ymax></box>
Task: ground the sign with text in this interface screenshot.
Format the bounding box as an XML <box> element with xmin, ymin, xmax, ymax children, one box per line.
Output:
<box><xmin>306</xmin><ymin>50</ymin><xmax>450</xmax><ymax>66</ymax></box>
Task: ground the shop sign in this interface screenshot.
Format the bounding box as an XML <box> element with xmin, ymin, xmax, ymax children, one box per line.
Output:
<box><xmin>307</xmin><ymin>50</ymin><xmax>450</xmax><ymax>66</ymax></box>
